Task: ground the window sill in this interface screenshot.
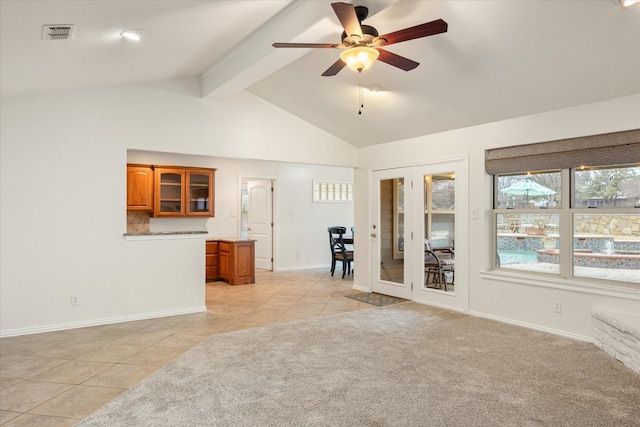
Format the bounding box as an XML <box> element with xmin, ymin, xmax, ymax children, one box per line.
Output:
<box><xmin>480</xmin><ymin>269</ymin><xmax>640</xmax><ymax>300</ymax></box>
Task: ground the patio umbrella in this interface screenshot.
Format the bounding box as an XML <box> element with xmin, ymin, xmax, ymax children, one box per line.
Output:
<box><xmin>500</xmin><ymin>178</ymin><xmax>556</xmax><ymax>202</ymax></box>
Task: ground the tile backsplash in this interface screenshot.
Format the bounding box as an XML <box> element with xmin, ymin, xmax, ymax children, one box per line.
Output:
<box><xmin>127</xmin><ymin>211</ymin><xmax>150</xmax><ymax>233</ymax></box>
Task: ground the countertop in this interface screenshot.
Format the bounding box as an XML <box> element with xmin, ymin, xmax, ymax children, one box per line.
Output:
<box><xmin>123</xmin><ymin>232</ymin><xmax>256</xmax><ymax>242</ymax></box>
<box><xmin>207</xmin><ymin>238</ymin><xmax>256</xmax><ymax>243</ymax></box>
<box><xmin>123</xmin><ymin>231</ymin><xmax>208</xmax><ymax>241</ymax></box>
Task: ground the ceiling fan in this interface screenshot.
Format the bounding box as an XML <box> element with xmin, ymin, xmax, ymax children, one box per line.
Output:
<box><xmin>272</xmin><ymin>2</ymin><xmax>448</xmax><ymax>76</ymax></box>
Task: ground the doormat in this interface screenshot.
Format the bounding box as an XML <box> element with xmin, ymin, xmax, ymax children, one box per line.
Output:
<box><xmin>345</xmin><ymin>292</ymin><xmax>409</xmax><ymax>307</ymax></box>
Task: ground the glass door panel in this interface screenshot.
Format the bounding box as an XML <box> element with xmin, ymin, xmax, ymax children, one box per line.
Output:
<box><xmin>380</xmin><ymin>178</ymin><xmax>404</xmax><ymax>284</ymax></box>
<box><xmin>158</xmin><ymin>170</ymin><xmax>184</xmax><ymax>215</ymax></box>
<box><xmin>423</xmin><ymin>173</ymin><xmax>455</xmax><ymax>292</ymax></box>
<box><xmin>187</xmin><ymin>171</ymin><xmax>212</xmax><ymax>215</ymax></box>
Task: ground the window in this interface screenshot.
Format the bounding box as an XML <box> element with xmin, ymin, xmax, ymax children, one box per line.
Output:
<box><xmin>493</xmin><ymin>164</ymin><xmax>640</xmax><ymax>284</ymax></box>
<box><xmin>572</xmin><ymin>165</ymin><xmax>640</xmax><ymax>282</ymax></box>
<box><xmin>427</xmin><ymin>174</ymin><xmax>455</xmax><ymax>249</ymax></box>
<box><xmin>495</xmin><ymin>171</ymin><xmax>561</xmax><ymax>275</ymax></box>
<box><xmin>313</xmin><ymin>180</ymin><xmax>353</xmax><ymax>203</ymax></box>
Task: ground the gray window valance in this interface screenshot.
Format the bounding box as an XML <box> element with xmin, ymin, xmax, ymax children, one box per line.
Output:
<box><xmin>485</xmin><ymin>129</ymin><xmax>640</xmax><ymax>175</ymax></box>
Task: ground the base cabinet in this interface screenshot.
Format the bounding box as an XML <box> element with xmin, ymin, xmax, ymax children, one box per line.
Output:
<box><xmin>219</xmin><ymin>244</ymin><xmax>230</xmax><ymax>281</ymax></box>
<box><xmin>206</xmin><ymin>240</ymin><xmax>255</xmax><ymax>285</ymax></box>
<box><xmin>206</xmin><ymin>241</ymin><xmax>219</xmax><ymax>281</ymax></box>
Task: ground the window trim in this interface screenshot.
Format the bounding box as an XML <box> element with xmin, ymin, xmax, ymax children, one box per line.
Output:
<box><xmin>492</xmin><ymin>166</ymin><xmax>639</xmax><ymax>285</ymax></box>
<box><xmin>480</xmin><ymin>269</ymin><xmax>640</xmax><ymax>300</ymax></box>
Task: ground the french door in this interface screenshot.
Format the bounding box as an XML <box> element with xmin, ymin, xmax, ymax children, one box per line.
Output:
<box><xmin>371</xmin><ymin>168</ymin><xmax>414</xmax><ymax>299</ymax></box>
<box><xmin>371</xmin><ymin>159</ymin><xmax>468</xmax><ymax>312</ymax></box>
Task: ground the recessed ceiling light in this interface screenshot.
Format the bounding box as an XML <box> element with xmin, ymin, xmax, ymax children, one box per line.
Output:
<box><xmin>120</xmin><ymin>30</ymin><xmax>143</xmax><ymax>41</ymax></box>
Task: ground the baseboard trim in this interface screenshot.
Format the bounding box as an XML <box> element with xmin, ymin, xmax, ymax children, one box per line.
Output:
<box><xmin>276</xmin><ymin>264</ymin><xmax>329</xmax><ymax>272</ymax></box>
<box><xmin>468</xmin><ymin>310</ymin><xmax>592</xmax><ymax>343</ymax></box>
<box><xmin>352</xmin><ymin>284</ymin><xmax>370</xmax><ymax>293</ymax></box>
<box><xmin>412</xmin><ymin>298</ymin><xmax>467</xmax><ymax>314</ymax></box>
<box><xmin>0</xmin><ymin>306</ymin><xmax>207</xmax><ymax>338</ymax></box>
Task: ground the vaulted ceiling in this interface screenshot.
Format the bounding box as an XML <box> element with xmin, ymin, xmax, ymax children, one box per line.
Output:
<box><xmin>1</xmin><ymin>0</ymin><xmax>639</xmax><ymax>147</ymax></box>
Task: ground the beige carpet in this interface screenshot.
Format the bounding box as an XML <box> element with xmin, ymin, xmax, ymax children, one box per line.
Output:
<box><xmin>76</xmin><ymin>303</ymin><xmax>640</xmax><ymax>426</ymax></box>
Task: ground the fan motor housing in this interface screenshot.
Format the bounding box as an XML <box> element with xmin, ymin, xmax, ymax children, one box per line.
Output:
<box><xmin>341</xmin><ymin>25</ymin><xmax>379</xmax><ymax>42</ymax></box>
<box><xmin>341</xmin><ymin>5</ymin><xmax>377</xmax><ymax>42</ymax></box>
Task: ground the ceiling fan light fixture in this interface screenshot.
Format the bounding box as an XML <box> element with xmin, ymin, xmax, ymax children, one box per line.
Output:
<box><xmin>340</xmin><ymin>46</ymin><xmax>379</xmax><ymax>72</ymax></box>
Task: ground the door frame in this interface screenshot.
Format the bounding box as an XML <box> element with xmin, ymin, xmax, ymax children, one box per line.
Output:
<box><xmin>369</xmin><ymin>156</ymin><xmax>469</xmax><ymax>313</ymax></box>
<box><xmin>240</xmin><ymin>175</ymin><xmax>276</xmax><ymax>271</ymax></box>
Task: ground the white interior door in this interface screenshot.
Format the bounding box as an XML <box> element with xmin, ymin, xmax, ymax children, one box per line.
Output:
<box><xmin>248</xmin><ymin>180</ymin><xmax>273</xmax><ymax>271</ymax></box>
<box><xmin>371</xmin><ymin>168</ymin><xmax>413</xmax><ymax>300</ymax></box>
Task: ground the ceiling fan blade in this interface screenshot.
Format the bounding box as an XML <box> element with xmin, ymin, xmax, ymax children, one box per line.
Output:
<box><xmin>376</xmin><ymin>48</ymin><xmax>419</xmax><ymax>71</ymax></box>
<box><xmin>272</xmin><ymin>42</ymin><xmax>338</xmax><ymax>48</ymax></box>
<box><xmin>376</xmin><ymin>19</ymin><xmax>448</xmax><ymax>46</ymax></box>
<box><xmin>321</xmin><ymin>58</ymin><xmax>347</xmax><ymax>77</ymax></box>
<box><xmin>331</xmin><ymin>2</ymin><xmax>363</xmax><ymax>39</ymax></box>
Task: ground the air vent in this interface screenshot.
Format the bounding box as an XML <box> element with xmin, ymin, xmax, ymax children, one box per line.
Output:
<box><xmin>42</xmin><ymin>25</ymin><xmax>74</xmax><ymax>40</ymax></box>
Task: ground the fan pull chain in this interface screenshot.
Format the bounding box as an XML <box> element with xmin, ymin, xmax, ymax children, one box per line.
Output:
<box><xmin>358</xmin><ymin>72</ymin><xmax>364</xmax><ymax>115</ymax></box>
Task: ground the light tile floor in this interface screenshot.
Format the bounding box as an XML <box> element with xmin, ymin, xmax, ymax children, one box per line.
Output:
<box><xmin>0</xmin><ymin>269</ymin><xmax>368</xmax><ymax>426</ymax></box>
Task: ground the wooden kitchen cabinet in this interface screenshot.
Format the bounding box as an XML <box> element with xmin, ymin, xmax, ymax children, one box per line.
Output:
<box><xmin>126</xmin><ymin>164</ymin><xmax>154</xmax><ymax>211</ymax></box>
<box><xmin>186</xmin><ymin>170</ymin><xmax>215</xmax><ymax>216</ymax></box>
<box><xmin>153</xmin><ymin>167</ymin><xmax>215</xmax><ymax>217</ymax></box>
<box><xmin>219</xmin><ymin>243</ymin><xmax>230</xmax><ymax>281</ymax></box>
<box><xmin>207</xmin><ymin>239</ymin><xmax>255</xmax><ymax>285</ymax></box>
<box><xmin>206</xmin><ymin>241</ymin><xmax>219</xmax><ymax>281</ymax></box>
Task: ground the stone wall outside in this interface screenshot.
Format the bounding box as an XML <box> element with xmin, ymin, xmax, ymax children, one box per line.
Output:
<box><xmin>574</xmin><ymin>214</ymin><xmax>640</xmax><ymax>238</ymax></box>
<box><xmin>498</xmin><ymin>213</ymin><xmax>640</xmax><ymax>239</ymax></box>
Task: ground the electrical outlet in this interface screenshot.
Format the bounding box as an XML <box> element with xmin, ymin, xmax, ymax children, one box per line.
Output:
<box><xmin>553</xmin><ymin>300</ymin><xmax>562</xmax><ymax>313</ymax></box>
<box><xmin>71</xmin><ymin>295</ymin><xmax>79</xmax><ymax>306</ymax></box>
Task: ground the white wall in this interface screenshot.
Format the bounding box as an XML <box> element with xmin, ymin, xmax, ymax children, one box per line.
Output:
<box><xmin>2</xmin><ymin>74</ymin><xmax>637</xmax><ymax>340</ymax></box>
<box><xmin>355</xmin><ymin>94</ymin><xmax>640</xmax><ymax>341</ymax></box>
<box><xmin>0</xmin><ymin>77</ymin><xmax>356</xmax><ymax>336</ymax></box>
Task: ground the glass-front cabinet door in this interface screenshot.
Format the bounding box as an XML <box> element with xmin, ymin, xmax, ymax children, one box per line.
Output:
<box><xmin>186</xmin><ymin>170</ymin><xmax>214</xmax><ymax>216</ymax></box>
<box><xmin>153</xmin><ymin>167</ymin><xmax>215</xmax><ymax>217</ymax></box>
<box><xmin>155</xmin><ymin>169</ymin><xmax>185</xmax><ymax>216</ymax></box>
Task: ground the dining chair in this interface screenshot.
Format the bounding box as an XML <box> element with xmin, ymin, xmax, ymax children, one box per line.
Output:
<box><xmin>328</xmin><ymin>226</ymin><xmax>353</xmax><ymax>278</ymax></box>
<box><xmin>424</xmin><ymin>240</ymin><xmax>455</xmax><ymax>291</ymax></box>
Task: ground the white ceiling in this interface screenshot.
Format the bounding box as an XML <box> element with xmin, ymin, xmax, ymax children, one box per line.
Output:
<box><xmin>1</xmin><ymin>0</ymin><xmax>639</xmax><ymax>147</ymax></box>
